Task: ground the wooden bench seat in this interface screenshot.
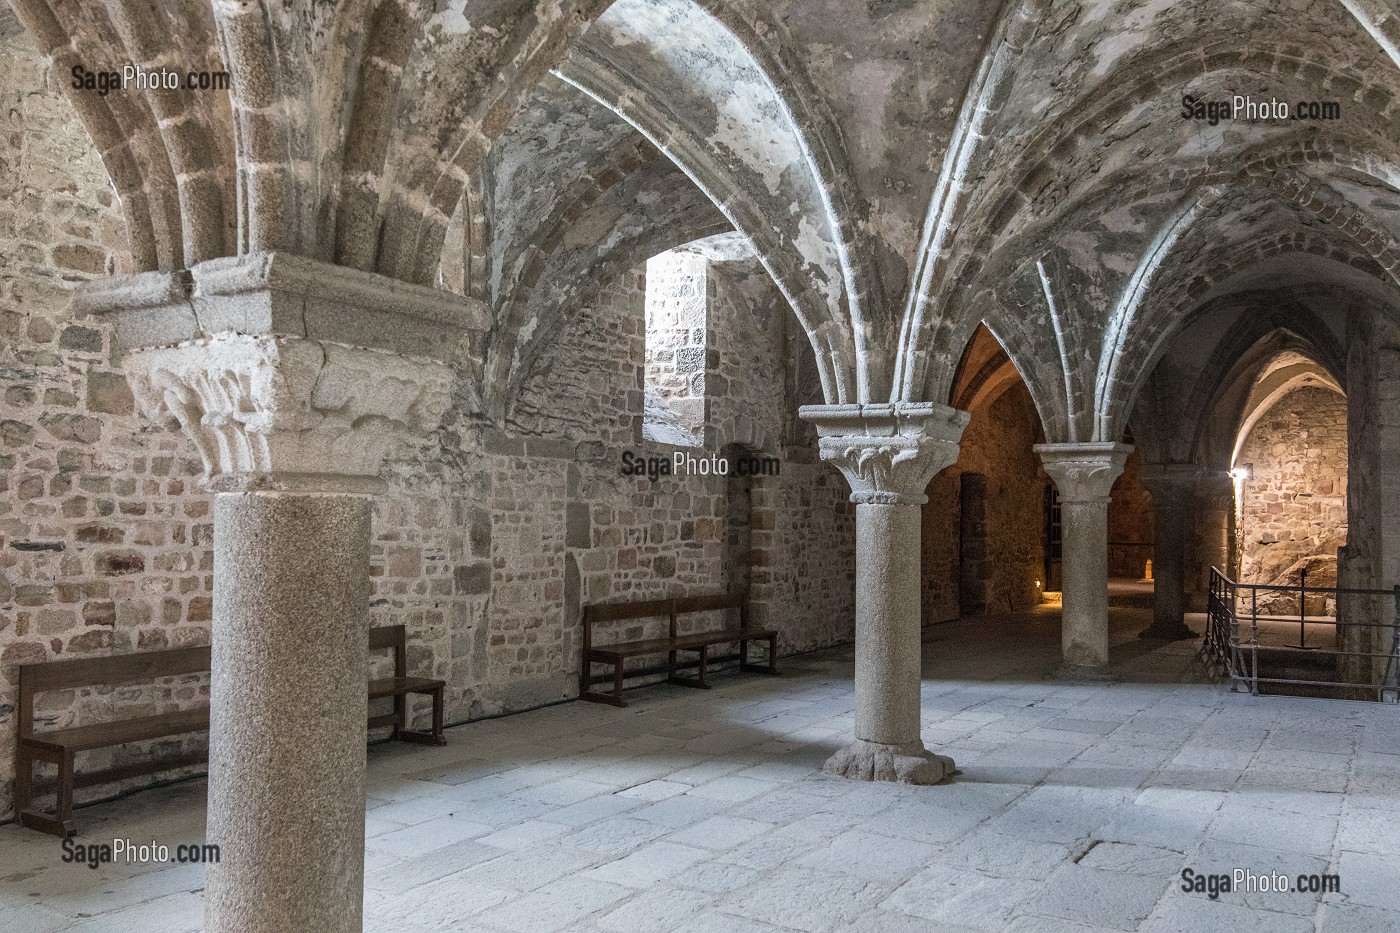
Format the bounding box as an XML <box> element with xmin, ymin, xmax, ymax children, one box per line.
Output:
<box><xmin>673</xmin><ymin>627</ymin><xmax>772</xmax><ymax>650</ymax></box>
<box><xmin>368</xmin><ymin>675</ymin><xmax>446</xmax><ymax>699</ymax></box>
<box><xmin>584</xmin><ymin>635</ymin><xmax>679</xmax><ymax>663</ymax></box>
<box><xmin>580</xmin><ymin>593</ymin><xmax>777</xmax><ymax>706</ymax></box>
<box><xmin>15</xmin><ymin>625</ymin><xmax>444</xmax><ymax>837</ymax></box>
<box><xmin>23</xmin><ymin>707</ymin><xmax>212</xmax><ymax>754</ymax></box>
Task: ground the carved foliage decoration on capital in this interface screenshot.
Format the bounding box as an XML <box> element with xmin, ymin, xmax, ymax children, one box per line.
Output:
<box><xmin>1036</xmin><ymin>443</ymin><xmax>1132</xmax><ymax>504</ymax></box>
<box><xmin>801</xmin><ymin>403</ymin><xmax>970</xmax><ymax>505</ymax></box>
<box><xmin>818</xmin><ymin>437</ymin><xmax>961</xmax><ymax>505</ymax></box>
<box><xmin>126</xmin><ymin>334</ymin><xmax>454</xmax><ymax>493</ymax></box>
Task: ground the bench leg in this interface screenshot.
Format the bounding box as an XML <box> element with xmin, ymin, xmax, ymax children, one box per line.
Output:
<box><xmin>398</xmin><ymin>689</ymin><xmax>448</xmax><ymax>746</ymax></box>
<box><xmin>580</xmin><ymin>660</ymin><xmax>628</xmax><ymax>707</ymax></box>
<box><xmin>668</xmin><ymin>646</ymin><xmax>714</xmax><ymax>691</ymax></box>
<box><xmin>56</xmin><ymin>751</ymin><xmax>74</xmax><ymax>829</ymax></box>
<box><xmin>15</xmin><ymin>748</ymin><xmax>76</xmax><ymax>837</ymax></box>
<box><xmin>392</xmin><ymin>690</ymin><xmax>406</xmax><ymax>742</ymax></box>
<box><xmin>740</xmin><ymin>637</ymin><xmax>780</xmax><ymax>675</ymax></box>
<box><xmin>14</xmin><ymin>746</ymin><xmax>33</xmax><ymax>818</ymax></box>
<box><xmin>22</xmin><ymin>752</ymin><xmax>77</xmax><ymax>837</ymax></box>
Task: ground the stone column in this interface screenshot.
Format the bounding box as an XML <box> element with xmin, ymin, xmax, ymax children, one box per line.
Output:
<box><xmin>1035</xmin><ymin>443</ymin><xmax>1131</xmax><ymax>680</ymax></box>
<box><xmin>800</xmin><ymin>403</ymin><xmax>968</xmax><ymax>784</ymax></box>
<box><xmin>80</xmin><ymin>254</ymin><xmax>471</xmax><ymax>933</ymax></box>
<box><xmin>1340</xmin><ymin>315</ymin><xmax>1400</xmax><ymax>692</ymax></box>
<box><xmin>1141</xmin><ymin>463</ymin><xmax>1200</xmax><ymax>640</ymax></box>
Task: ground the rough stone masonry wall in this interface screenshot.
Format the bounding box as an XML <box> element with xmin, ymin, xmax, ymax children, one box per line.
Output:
<box><xmin>1238</xmin><ymin>385</ymin><xmax>1349</xmax><ymax>588</ymax></box>
<box><xmin>0</xmin><ymin>35</ymin><xmax>855</xmax><ymax>821</ymax></box>
<box><xmin>493</xmin><ymin>266</ymin><xmax>854</xmax><ymax>705</ymax></box>
<box><xmin>923</xmin><ymin>382</ymin><xmax>1046</xmax><ymax>623</ymax></box>
<box><xmin>707</xmin><ymin>259</ymin><xmax>788</xmax><ymax>453</ymax></box>
<box><xmin>0</xmin><ymin>29</ymin><xmax>226</xmax><ymax>821</ymax></box>
<box><xmin>1107</xmin><ymin>448</ymin><xmax>1154</xmax><ymax>580</ymax></box>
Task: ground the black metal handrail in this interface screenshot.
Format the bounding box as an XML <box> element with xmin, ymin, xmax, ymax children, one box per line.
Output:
<box><xmin>1203</xmin><ymin>566</ymin><xmax>1400</xmax><ymax>701</ymax></box>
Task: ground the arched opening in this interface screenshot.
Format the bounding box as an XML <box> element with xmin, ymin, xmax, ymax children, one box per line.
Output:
<box><xmin>1232</xmin><ymin>352</ymin><xmax>1348</xmax><ymax>613</ymax></box>
<box><xmin>923</xmin><ymin>324</ymin><xmax>1049</xmax><ymax>622</ymax></box>
<box><xmin>1106</xmin><ymin>432</ymin><xmax>1157</xmax><ymax>598</ymax></box>
<box><xmin>924</xmin><ymin>325</ymin><xmax>1160</xmax><ymax>622</ymax></box>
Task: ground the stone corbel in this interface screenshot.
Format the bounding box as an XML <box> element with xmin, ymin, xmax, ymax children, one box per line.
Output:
<box><xmin>1141</xmin><ymin>462</ymin><xmax>1202</xmax><ymax>512</ymax></box>
<box><xmin>799</xmin><ymin>402</ymin><xmax>970</xmax><ymax>505</ymax></box>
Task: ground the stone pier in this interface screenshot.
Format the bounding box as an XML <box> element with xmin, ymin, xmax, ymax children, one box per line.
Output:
<box><xmin>800</xmin><ymin>402</ymin><xmax>968</xmax><ymax>784</ymax></box>
<box><xmin>1141</xmin><ymin>463</ymin><xmax>1200</xmax><ymax>640</ymax></box>
<box><xmin>82</xmin><ymin>254</ymin><xmax>468</xmax><ymax>933</ymax></box>
<box><xmin>1036</xmin><ymin>442</ymin><xmax>1132</xmax><ymax>681</ymax></box>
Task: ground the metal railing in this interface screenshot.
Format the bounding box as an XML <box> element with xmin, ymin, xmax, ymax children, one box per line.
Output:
<box><xmin>1203</xmin><ymin>566</ymin><xmax>1400</xmax><ymax>701</ymax></box>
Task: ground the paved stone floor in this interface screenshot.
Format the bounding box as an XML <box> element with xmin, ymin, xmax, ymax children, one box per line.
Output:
<box><xmin>4</xmin><ymin>602</ymin><xmax>1400</xmax><ymax>932</ymax></box>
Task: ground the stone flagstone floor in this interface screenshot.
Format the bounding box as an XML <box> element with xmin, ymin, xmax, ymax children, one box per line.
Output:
<box><xmin>3</xmin><ymin>602</ymin><xmax>1399</xmax><ymax>932</ymax></box>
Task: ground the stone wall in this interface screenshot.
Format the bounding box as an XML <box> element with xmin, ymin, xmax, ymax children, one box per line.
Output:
<box><xmin>923</xmin><ymin>382</ymin><xmax>1046</xmax><ymax>623</ymax></box>
<box><xmin>708</xmin><ymin>258</ymin><xmax>787</xmax><ymax>453</ymax></box>
<box><xmin>1238</xmin><ymin>385</ymin><xmax>1348</xmax><ymax>588</ymax></box>
<box><xmin>509</xmin><ymin>273</ymin><xmax>645</xmax><ymax>447</ymax></box>
<box><xmin>0</xmin><ymin>43</ymin><xmax>855</xmax><ymax>820</ymax></box>
<box><xmin>476</xmin><ymin>258</ymin><xmax>853</xmax><ymax>709</ymax></box>
<box><xmin>1107</xmin><ymin>448</ymin><xmax>1154</xmax><ymax>580</ymax></box>
<box><xmin>637</xmin><ymin>250</ymin><xmax>788</xmax><ymax>455</ymax></box>
<box><xmin>0</xmin><ymin>28</ymin><xmax>224</xmax><ymax>819</ymax></box>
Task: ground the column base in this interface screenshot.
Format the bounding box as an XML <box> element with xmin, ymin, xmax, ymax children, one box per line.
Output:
<box><xmin>1052</xmin><ymin>663</ymin><xmax>1116</xmax><ymax>683</ymax></box>
<box><xmin>1139</xmin><ymin>621</ymin><xmax>1197</xmax><ymax>641</ymax></box>
<box><xmin>822</xmin><ymin>740</ymin><xmax>957</xmax><ymax>785</ymax></box>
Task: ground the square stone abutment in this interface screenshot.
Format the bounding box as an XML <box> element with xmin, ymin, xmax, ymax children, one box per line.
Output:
<box><xmin>1141</xmin><ymin>463</ymin><xmax>1202</xmax><ymax>641</ymax></box>
<box><xmin>77</xmin><ymin>253</ymin><xmax>474</xmax><ymax>933</ymax></box>
<box><xmin>800</xmin><ymin>402</ymin><xmax>969</xmax><ymax>784</ymax></box>
<box><xmin>1035</xmin><ymin>442</ymin><xmax>1132</xmax><ymax>682</ymax></box>
<box><xmin>1187</xmin><ymin>471</ymin><xmax>1235</xmax><ymax>612</ymax></box>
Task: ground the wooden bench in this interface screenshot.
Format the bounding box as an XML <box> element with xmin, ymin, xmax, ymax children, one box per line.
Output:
<box><xmin>15</xmin><ymin>646</ymin><xmax>211</xmax><ymax>837</ymax></box>
<box><xmin>580</xmin><ymin>593</ymin><xmax>777</xmax><ymax>707</ymax></box>
<box><xmin>368</xmin><ymin>624</ymin><xmax>446</xmax><ymax>747</ymax></box>
<box><xmin>14</xmin><ymin>625</ymin><xmax>444</xmax><ymax>837</ymax></box>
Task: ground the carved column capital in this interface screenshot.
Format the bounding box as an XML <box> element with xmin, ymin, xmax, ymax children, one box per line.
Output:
<box><xmin>1035</xmin><ymin>442</ymin><xmax>1133</xmax><ymax>503</ymax></box>
<box><xmin>1141</xmin><ymin>462</ymin><xmax>1202</xmax><ymax>513</ymax></box>
<box><xmin>78</xmin><ymin>253</ymin><xmax>473</xmax><ymax>494</ymax></box>
<box><xmin>126</xmin><ymin>334</ymin><xmax>453</xmax><ymax>493</ymax></box>
<box><xmin>799</xmin><ymin>403</ymin><xmax>970</xmax><ymax>505</ymax></box>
